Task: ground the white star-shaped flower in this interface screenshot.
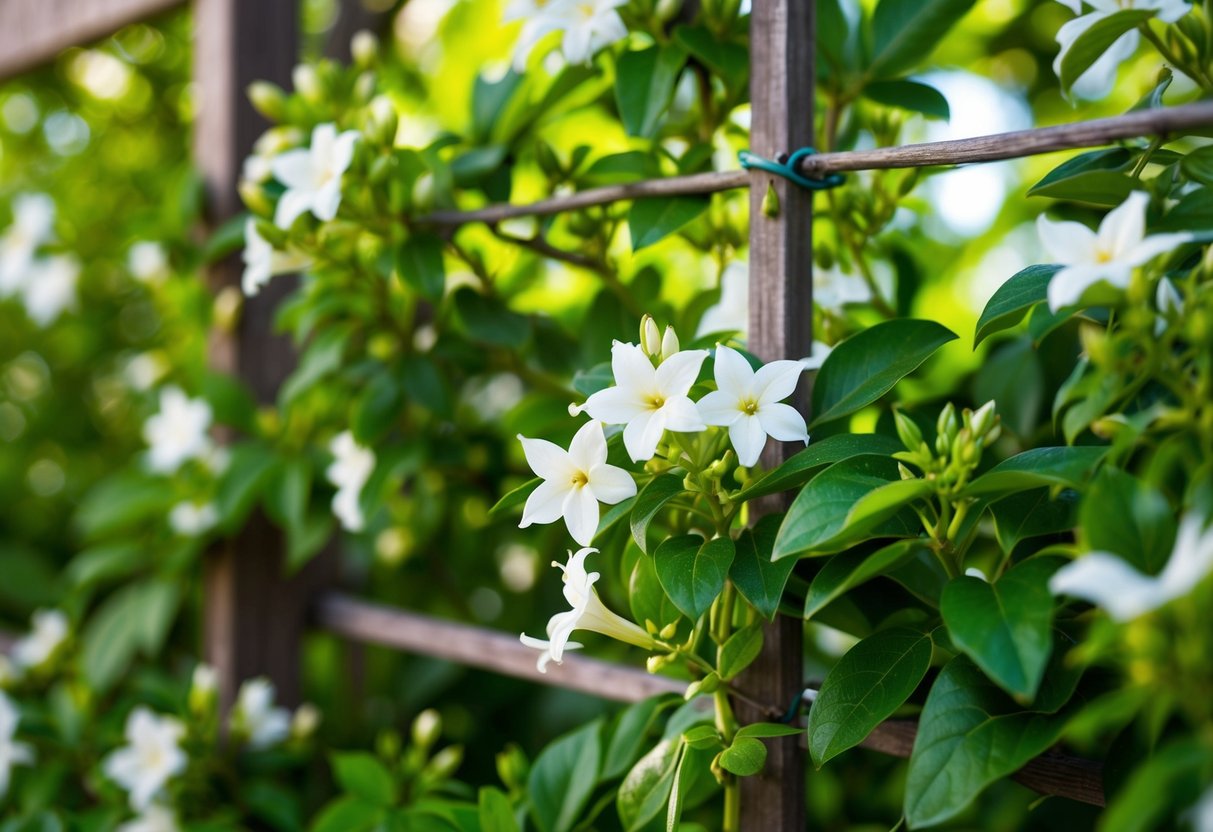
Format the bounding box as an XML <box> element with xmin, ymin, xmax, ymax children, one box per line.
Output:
<box><xmin>1050</xmin><ymin>510</ymin><xmax>1213</xmax><ymax>621</ymax></box>
<box><xmin>695</xmin><ymin>345</ymin><xmax>809</xmax><ymax>467</ymax></box>
<box><xmin>814</xmin><ymin>264</ymin><xmax>872</xmax><ymax>312</ymax></box>
<box><xmin>520</xmin><ymin>547</ymin><xmax>655</xmax><ymax>672</ymax></box>
<box><xmin>142</xmin><ymin>387</ymin><xmax>214</xmax><ymax>474</ymax></box>
<box><xmin>241</xmin><ymin>219</ymin><xmax>312</xmax><ymax>296</ymax></box>
<box><xmin>232</xmin><ymin>678</ymin><xmax>292</xmax><ymax>750</ymax></box>
<box><xmin>22</xmin><ymin>254</ymin><xmax>79</xmax><ymax>327</ymax></box>
<box><xmin>0</xmin><ymin>692</ymin><xmax>34</xmax><ymax>799</ymax></box>
<box><xmin>0</xmin><ymin>193</ymin><xmax>55</xmax><ymax>297</ymax></box>
<box><xmin>551</xmin><ymin>0</ymin><xmax>628</xmax><ymax>65</ymax></box>
<box><xmin>11</xmin><ymin>608</ymin><xmax>69</xmax><ymax>671</ymax></box>
<box><xmin>103</xmin><ymin>708</ymin><xmax>187</xmax><ymax>811</ymax></box>
<box><xmin>327</xmin><ymin>431</ymin><xmax>375</xmax><ymax>532</ymax></box>
<box><xmin>1054</xmin><ymin>0</ymin><xmax>1191</xmax><ymax>99</ymax></box>
<box><xmin>518</xmin><ymin>420</ymin><xmax>637</xmax><ymax>547</ymax></box>
<box><xmin>270</xmin><ymin>123</ymin><xmax>360</xmax><ymax>229</ymax></box>
<box><xmin>574</xmin><ymin>341</ymin><xmax>709</xmax><ymax>462</ymax></box>
<box><xmin>128</xmin><ymin>242</ymin><xmax>169</xmax><ymax>284</ymax></box>
<box><xmin>1039</xmin><ymin>191</ymin><xmax>1192</xmax><ymax>311</ymax></box>
<box><xmin>168</xmin><ymin>502</ymin><xmax>218</xmax><ymax>537</ymax></box>
<box><xmin>117</xmin><ymin>805</ymin><xmax>180</xmax><ymax>832</ymax></box>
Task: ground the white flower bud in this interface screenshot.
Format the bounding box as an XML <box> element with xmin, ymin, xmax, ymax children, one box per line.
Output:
<box><xmin>292</xmin><ymin>703</ymin><xmax>321</xmax><ymax>739</ymax></box>
<box><xmin>189</xmin><ymin>663</ymin><xmax>218</xmax><ymax>714</ymax></box>
<box><xmin>640</xmin><ymin>315</ymin><xmax>661</xmax><ymax>356</ymax></box>
<box><xmin>292</xmin><ymin>64</ymin><xmax>321</xmax><ymax>102</ymax></box>
<box><xmin>351</xmin><ymin>30</ymin><xmax>379</xmax><ymax>67</ymax></box>
<box><xmin>660</xmin><ymin>326</ymin><xmax>680</xmax><ymax>361</ymax></box>
<box><xmin>412</xmin><ymin>708</ymin><xmax>442</xmax><ymax>749</ymax></box>
<box><xmin>427</xmin><ymin>745</ymin><xmax>463</xmax><ymax>780</ymax></box>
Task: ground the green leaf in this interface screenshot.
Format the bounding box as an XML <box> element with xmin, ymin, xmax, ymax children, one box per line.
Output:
<box><xmin>729</xmin><ymin>515</ymin><xmax>796</xmax><ymax>620</ymax></box>
<box><xmin>808</xmin><ymin>626</ymin><xmax>933</xmax><ymax>766</ymax></box>
<box><xmin>1080</xmin><ymin>468</ymin><xmax>1175</xmax><ymax>574</ymax></box>
<box><xmin>1029</xmin><ymin>170</ymin><xmax>1138</xmax><ymax>207</ymax></box>
<box><xmin>717</xmin><ymin>626</ymin><xmax>763</xmax><ymax>681</ymax></box>
<box><xmin>736</xmin><ymin>723</ymin><xmax>802</xmax><ymax>740</ymax></box>
<box><xmin>615</xmin><ymin>45</ymin><xmax>686</xmax><ymax>138</ymax></box>
<box><xmin>963</xmin><ymin>445</ymin><xmax>1106</xmax><ymax>498</ymax></box>
<box><xmin>478</xmin><ymin>787</ymin><xmax>520</xmax><ymax>832</ymax></box>
<box><xmin>804</xmin><ymin>539</ymin><xmax>928</xmax><ymax>621</ymax></box>
<box><xmin>990</xmin><ymin>488</ymin><xmax>1079</xmax><ymax>554</ymax></box>
<box><xmin>673</xmin><ymin>25</ymin><xmax>748</xmax><ymax>91</ymax></box>
<box><xmin>81</xmin><ymin>578</ymin><xmax>180</xmax><ymax>692</ymax></box>
<box><xmin>941</xmin><ymin>557</ymin><xmax>1060</xmax><ymax>702</ymax></box>
<box><xmin>280</xmin><ymin>324</ymin><xmax>352</xmax><ymax>405</ymax></box>
<box><xmin>572</xmin><ymin>362</ymin><xmax>613</xmax><ymax>397</ymax></box>
<box><xmin>67</xmin><ymin>543</ymin><xmax>145</xmax><ymax>589</ymax></box>
<box><xmin>604</xmin><ymin>697</ymin><xmax>670</xmax><ymax>781</ymax></box>
<box><xmin>75</xmin><ymin>471</ymin><xmax>173</xmax><ymax>542</ymax></box>
<box><xmin>215</xmin><ymin>443</ymin><xmax>279</xmax><ymax>533</ymax></box>
<box><xmin>629</xmin><ymin>554</ymin><xmax>682</xmax><ymax>633</ymax></box>
<box><xmin>972</xmin><ymin>338</ymin><xmax>1044</xmax><ymax>437</ymax></box>
<box><xmin>309</xmin><ymin>797</ymin><xmax>382</xmax><ymax>832</ymax></box>
<box><xmin>471</xmin><ymin>70</ymin><xmax>523</xmax><ymax>143</ymax></box>
<box><xmin>810</xmin><ymin>319</ymin><xmax>957</xmax><ymax>427</ymax></box>
<box><xmin>490</xmin><ymin>478</ymin><xmax>539</xmax><ymax>519</ymax></box>
<box><xmin>1028</xmin><ymin>148</ymin><xmax>1133</xmax><ymax>195</ymax></box>
<box><xmin>453</xmin><ymin>287</ymin><xmax>531</xmax><ymax>348</ymax></box>
<box><xmin>631</xmin><ymin>474</ymin><xmax>685</xmax><ymax>553</ymax></box>
<box><xmin>400</xmin><ymin>354</ymin><xmax>452</xmax><ymax>417</ymax></box>
<box><xmin>528</xmin><ymin>719</ymin><xmax>602</xmax><ymax>832</ymax></box>
<box><xmin>396</xmin><ymin>233</ymin><xmax>446</xmax><ymax>302</ymax></box>
<box><xmin>331</xmin><ymin>753</ymin><xmax>397</xmax><ymax>807</ymax></box>
<box><xmin>617</xmin><ymin>739</ymin><xmax>682</xmax><ymax>832</ymax></box>
<box><xmin>628</xmin><ymin>197</ymin><xmax>709</xmax><ymax>251</ymax></box>
<box><xmin>717</xmin><ymin>737</ymin><xmax>766</xmax><ymax>776</ymax></box>
<box><xmin>352</xmin><ymin>372</ymin><xmax>403</xmax><ymax>443</ymax></box>
<box><xmin>1058</xmin><ymin>9</ymin><xmax>1155</xmax><ymax>92</ymax></box>
<box><xmin>734</xmin><ymin>433</ymin><xmax>904</xmax><ymax>502</ymax></box>
<box><xmin>861</xmin><ymin>79</ymin><xmax>949</xmax><ymax>119</ymax></box>
<box><xmin>1156</xmin><ymin>187</ymin><xmax>1213</xmax><ymax>233</ymax></box>
<box><xmin>1181</xmin><ymin>145</ymin><xmax>1213</xmax><ymax>187</ymax></box>
<box><xmin>903</xmin><ymin>656</ymin><xmax>1072</xmax><ymax>828</ymax></box>
<box><xmin>869</xmin><ymin>0</ymin><xmax>979</xmax><ymax>79</ymax></box>
<box><xmin>1102</xmin><ymin>740</ymin><xmax>1213</xmax><ymax>832</ymax></box>
<box><xmin>773</xmin><ymin>456</ymin><xmax>924</xmax><ymax>560</ymax></box>
<box><xmin>664</xmin><ymin>741</ymin><xmax>692</xmax><ymax>832</ymax></box>
<box><xmin>973</xmin><ymin>264</ymin><xmax>1061</xmax><ymax>346</ymax></box>
<box><xmin>654</xmin><ymin>535</ymin><xmax>735</xmax><ymax>620</ymax></box>
<box><xmin>682</xmin><ymin>725</ymin><xmax>724</xmax><ymax>749</ymax></box>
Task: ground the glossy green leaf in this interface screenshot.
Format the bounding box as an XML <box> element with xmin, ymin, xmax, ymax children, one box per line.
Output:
<box><xmin>1080</xmin><ymin>467</ymin><xmax>1176</xmax><ymax>574</ymax></box>
<box><xmin>808</xmin><ymin>626</ymin><xmax>933</xmax><ymax>766</ymax></box>
<box><xmin>963</xmin><ymin>445</ymin><xmax>1106</xmax><ymax>498</ymax></box>
<box><xmin>280</xmin><ymin>324</ymin><xmax>352</xmax><ymax>405</ymax></box>
<box><xmin>673</xmin><ymin>25</ymin><xmax>748</xmax><ymax>91</ymax></box>
<box><xmin>396</xmin><ymin>233</ymin><xmax>445</xmax><ymax>301</ymax></box>
<box><xmin>629</xmin><ymin>554</ymin><xmax>682</xmax><ymax>632</ymax></box>
<box><xmin>628</xmin><ymin>197</ymin><xmax>709</xmax><ymax>251</ymax></box>
<box><xmin>1058</xmin><ymin>9</ymin><xmax>1155</xmax><ymax>92</ymax></box>
<box><xmin>631</xmin><ymin>474</ymin><xmax>685</xmax><ymax>553</ymax></box>
<box><xmin>729</xmin><ymin>515</ymin><xmax>795</xmax><ymax>620</ymax></box>
<box><xmin>1181</xmin><ymin>145</ymin><xmax>1213</xmax><ymax>186</ymax></box>
<box><xmin>489</xmin><ymin>478</ymin><xmax>540</xmax><ymax>519</ymax></box>
<box><xmin>603</xmin><ymin>697</ymin><xmax>670</xmax><ymax>781</ymax></box>
<box><xmin>617</xmin><ymin>739</ymin><xmax>682</xmax><ymax>832</ymax></box>
<box><xmin>352</xmin><ymin>372</ymin><xmax>403</xmax><ymax>443</ymax></box>
<box><xmin>453</xmin><ymin>287</ymin><xmax>531</xmax><ymax>348</ymax></box>
<box><xmin>332</xmin><ymin>753</ymin><xmax>397</xmax><ymax>807</ymax></box>
<box><xmin>869</xmin><ymin>0</ymin><xmax>979</xmax><ymax>79</ymax></box>
<box><xmin>215</xmin><ymin>442</ymin><xmax>279</xmax><ymax>533</ymax></box>
<box><xmin>990</xmin><ymin>488</ymin><xmax>1079</xmax><ymax>554</ymax></box>
<box><xmin>81</xmin><ymin>578</ymin><xmax>180</xmax><ymax>692</ymax></box>
<box><xmin>973</xmin><ymin>264</ymin><xmax>1061</xmax><ymax>346</ymax></box>
<box><xmin>734</xmin><ymin>433</ymin><xmax>904</xmax><ymax>502</ymax></box>
<box><xmin>804</xmin><ymin>539</ymin><xmax>927</xmax><ymax>620</ymax></box>
<box><xmin>903</xmin><ymin>656</ymin><xmax>1072</xmax><ymax>828</ymax></box>
<box><xmin>654</xmin><ymin>535</ymin><xmax>735</xmax><ymax>620</ymax></box>
<box><xmin>941</xmin><ymin>557</ymin><xmax>1061</xmax><ymax>701</ymax></box>
<box><xmin>615</xmin><ymin>45</ymin><xmax>686</xmax><ymax>138</ymax></box>
<box><xmin>75</xmin><ymin>471</ymin><xmax>172</xmax><ymax>542</ymax></box>
<box><xmin>717</xmin><ymin>737</ymin><xmax>766</xmax><ymax>776</ymax></box>
<box><xmin>664</xmin><ymin>740</ymin><xmax>692</xmax><ymax>832</ymax></box>
<box><xmin>811</xmin><ymin>319</ymin><xmax>957</xmax><ymax>427</ymax></box>
<box><xmin>861</xmin><ymin>79</ymin><xmax>949</xmax><ymax>119</ymax></box>
<box><xmin>1029</xmin><ymin>170</ymin><xmax>1138</xmax><ymax>207</ymax></box>
<box><xmin>735</xmin><ymin>723</ymin><xmax>802</xmax><ymax>739</ymax></box>
<box><xmin>309</xmin><ymin>797</ymin><xmax>382</xmax><ymax>832</ymax></box>
<box><xmin>1028</xmin><ymin>148</ymin><xmax>1132</xmax><ymax>195</ymax></box>
<box><xmin>528</xmin><ymin>719</ymin><xmax>602</xmax><ymax>832</ymax></box>
<box><xmin>478</xmin><ymin>787</ymin><xmax>521</xmax><ymax>832</ymax></box>
<box><xmin>1102</xmin><ymin>740</ymin><xmax>1213</xmax><ymax>832</ymax></box>
<box><xmin>717</xmin><ymin>626</ymin><xmax>763</xmax><ymax>681</ymax></box>
<box><xmin>773</xmin><ymin>456</ymin><xmax>924</xmax><ymax>560</ymax></box>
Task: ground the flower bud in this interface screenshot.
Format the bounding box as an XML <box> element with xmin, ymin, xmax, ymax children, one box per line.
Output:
<box><xmin>353</xmin><ymin>70</ymin><xmax>377</xmax><ymax>104</ymax></box>
<box><xmin>426</xmin><ymin>745</ymin><xmax>464</xmax><ymax>780</ymax></box>
<box><xmin>893</xmin><ymin>410</ymin><xmax>923</xmax><ymax>452</ymax></box>
<box><xmin>647</xmin><ymin>654</ymin><xmax>676</xmax><ymax>673</ymax></box>
<box><xmin>936</xmin><ymin>402</ymin><xmax>957</xmax><ymax>446</ymax></box>
<box><xmin>684</xmin><ymin>672</ymin><xmax>721</xmax><ymax>699</ymax></box>
<box><xmin>247</xmin><ymin>81</ymin><xmax>287</xmax><ymax>121</ymax></box>
<box><xmin>189</xmin><ymin>663</ymin><xmax>218</xmax><ymax>715</ymax></box>
<box><xmin>368</xmin><ymin>95</ymin><xmax>398</xmax><ymax>146</ymax></box>
<box><xmin>969</xmin><ymin>400</ymin><xmax>997</xmax><ymax>437</ymax></box>
<box><xmin>761</xmin><ymin>182</ymin><xmax>780</xmax><ymax>218</ymax></box>
<box><xmin>351</xmin><ymin>30</ymin><xmax>379</xmax><ymax>67</ymax></box>
<box><xmin>658</xmin><ymin>620</ymin><xmax>679</xmax><ymax>641</ymax></box>
<box><xmin>640</xmin><ymin>315</ymin><xmax>661</xmax><ymax>356</ymax></box>
<box><xmin>661</xmin><ymin>326</ymin><xmax>680</xmax><ymax>361</ymax></box>
<box><xmin>412</xmin><ymin>708</ymin><xmax>442</xmax><ymax>750</ymax></box>
<box><xmin>497</xmin><ymin>744</ymin><xmax>529</xmax><ymax>792</ymax></box>
<box><xmin>292</xmin><ymin>703</ymin><xmax>321</xmax><ymax>739</ymax></box>
<box><xmin>238</xmin><ymin>180</ymin><xmax>274</xmax><ymax>216</ymax></box>
<box><xmin>292</xmin><ymin>64</ymin><xmax>322</xmax><ymax>102</ymax></box>
<box><xmin>213</xmin><ymin>285</ymin><xmax>243</xmax><ymax>333</ymax></box>
<box><xmin>412</xmin><ymin>172</ymin><xmax>435</xmax><ymax>212</ymax></box>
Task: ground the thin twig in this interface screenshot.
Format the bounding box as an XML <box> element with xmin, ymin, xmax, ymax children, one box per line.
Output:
<box><xmin>415</xmin><ymin>101</ymin><xmax>1213</xmax><ymax>228</ymax></box>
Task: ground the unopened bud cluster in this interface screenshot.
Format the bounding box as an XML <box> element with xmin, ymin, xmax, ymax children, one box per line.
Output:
<box><xmin>893</xmin><ymin>401</ymin><xmax>1000</xmax><ymax>495</ymax></box>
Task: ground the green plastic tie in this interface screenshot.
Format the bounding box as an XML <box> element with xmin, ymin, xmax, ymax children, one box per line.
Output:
<box><xmin>738</xmin><ymin>147</ymin><xmax>844</xmax><ymax>191</ymax></box>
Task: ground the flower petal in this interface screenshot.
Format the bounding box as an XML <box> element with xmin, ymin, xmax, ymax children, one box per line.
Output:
<box><xmin>587</xmin><ymin>463</ymin><xmax>637</xmax><ymax>505</ymax></box>
<box><xmin>1049</xmin><ymin>552</ymin><xmax>1163</xmax><ymax>621</ymax></box>
<box><xmin>729</xmin><ymin>415</ymin><xmax>768</xmax><ymax>468</ymax></box>
<box><xmin>520</xmin><ymin>479</ymin><xmax>569</xmax><ymax>528</ymax></box>
<box><xmin>567</xmin><ymin>420</ymin><xmax>607</xmax><ymax>471</ymax></box>
<box><xmin>517</xmin><ymin>434</ymin><xmax>575</xmax><ymax>481</ymax></box>
<box><xmin>1036</xmin><ymin>214</ymin><xmax>1097</xmax><ymax>265</ymax></box>
<box><xmin>697</xmin><ymin>389</ymin><xmax>742</xmax><ymax>426</ymax></box>
<box><xmin>758</xmin><ymin>402</ymin><xmax>809</xmax><ymax>443</ymax></box>
<box><xmin>1124</xmin><ymin>232</ymin><xmax>1192</xmax><ymax>267</ymax></box>
<box><xmin>1048</xmin><ymin>263</ymin><xmax>1106</xmax><ymax>311</ymax></box>
<box><xmin>711</xmin><ymin>345</ymin><xmax>754</xmax><ymax>398</ymax></box>
<box><xmin>656</xmin><ymin>349</ymin><xmax>709</xmax><ymax>397</ymax></box>
<box><xmin>661</xmin><ymin>396</ymin><xmax>707</xmax><ymax>433</ymax></box>
<box><xmin>582</xmin><ymin>384</ymin><xmax>647</xmax><ymax>424</ymax></box>
<box><xmin>273</xmin><ymin>188</ymin><xmax>314</xmax><ymax>230</ymax></box>
<box><xmin>269</xmin><ymin>149</ymin><xmax>313</xmax><ymax>190</ymax></box>
<box><xmin>754</xmin><ymin>359</ymin><xmax>805</xmax><ymax>406</ymax></box>
<box><xmin>622</xmin><ymin>410</ymin><xmax>666</xmax><ymax>462</ymax></box>
<box><xmin>312</xmin><ymin>179</ymin><xmax>344</xmax><ymax>222</ymax></box>
<box><xmin>1100</xmin><ymin>190</ymin><xmax>1148</xmax><ymax>258</ymax></box>
<box><xmin>563</xmin><ymin>486</ymin><xmax>600</xmax><ymax>547</ymax></box>
<box><xmin>610</xmin><ymin>341</ymin><xmax>655</xmax><ymax>392</ymax></box>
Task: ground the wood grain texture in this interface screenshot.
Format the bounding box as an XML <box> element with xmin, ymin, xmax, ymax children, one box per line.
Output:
<box><xmin>737</xmin><ymin>1</ymin><xmax>813</xmax><ymax>829</ymax></box>
<box><xmin>0</xmin><ymin>0</ymin><xmax>185</xmax><ymax>78</ymax></box>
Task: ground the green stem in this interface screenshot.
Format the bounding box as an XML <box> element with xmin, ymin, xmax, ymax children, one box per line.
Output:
<box><xmin>723</xmin><ymin>776</ymin><xmax>741</xmax><ymax>832</ymax></box>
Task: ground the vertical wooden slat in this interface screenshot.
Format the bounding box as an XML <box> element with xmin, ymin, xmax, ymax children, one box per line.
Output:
<box><xmin>194</xmin><ymin>0</ymin><xmax>315</xmax><ymax>709</ymax></box>
<box><xmin>737</xmin><ymin>0</ymin><xmax>812</xmax><ymax>829</ymax></box>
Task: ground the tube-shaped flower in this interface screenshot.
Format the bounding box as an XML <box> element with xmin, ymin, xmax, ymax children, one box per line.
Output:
<box><xmin>102</xmin><ymin>708</ymin><xmax>187</xmax><ymax>811</ymax></box>
<box><xmin>696</xmin><ymin>345</ymin><xmax>809</xmax><ymax>467</ymax></box>
<box><xmin>270</xmin><ymin>123</ymin><xmax>360</xmax><ymax>229</ymax></box>
<box><xmin>520</xmin><ymin>548</ymin><xmax>656</xmax><ymax>672</ymax></box>
<box><xmin>518</xmin><ymin>420</ymin><xmax>636</xmax><ymax>546</ymax></box>
<box><xmin>1039</xmin><ymin>191</ymin><xmax>1192</xmax><ymax>311</ymax></box>
<box><xmin>0</xmin><ymin>691</ymin><xmax>33</xmax><ymax>798</ymax></box>
<box><xmin>574</xmin><ymin>341</ymin><xmax>709</xmax><ymax>462</ymax></box>
<box><xmin>1050</xmin><ymin>511</ymin><xmax>1213</xmax><ymax>621</ymax></box>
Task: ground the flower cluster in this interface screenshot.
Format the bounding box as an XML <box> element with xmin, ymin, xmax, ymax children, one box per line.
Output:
<box><xmin>0</xmin><ymin>194</ymin><xmax>79</xmax><ymax>327</ymax></box>
<box><xmin>506</xmin><ymin>0</ymin><xmax>628</xmax><ymax>68</ymax></box>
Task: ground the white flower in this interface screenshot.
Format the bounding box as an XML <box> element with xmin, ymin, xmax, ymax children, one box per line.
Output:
<box><xmin>142</xmin><ymin>387</ymin><xmax>214</xmax><ymax>474</ymax></box>
<box><xmin>128</xmin><ymin>242</ymin><xmax>169</xmax><ymax>284</ymax></box>
<box><xmin>573</xmin><ymin>340</ymin><xmax>709</xmax><ymax>462</ymax></box>
<box><xmin>117</xmin><ymin>805</ymin><xmax>180</xmax><ymax>832</ymax></box>
<box><xmin>21</xmin><ymin>255</ymin><xmax>79</xmax><ymax>327</ymax></box>
<box><xmin>517</xmin><ymin>420</ymin><xmax>637</xmax><ymax>546</ymax></box>
<box><xmin>327</xmin><ymin>431</ymin><xmax>375</xmax><ymax>532</ymax></box>
<box><xmin>232</xmin><ymin>678</ymin><xmax>292</xmax><ymax>750</ymax></box>
<box><xmin>291</xmin><ymin>703</ymin><xmax>321</xmax><ymax>739</ymax></box>
<box><xmin>168</xmin><ymin>502</ymin><xmax>218</xmax><ymax>536</ymax></box>
<box><xmin>0</xmin><ymin>194</ymin><xmax>55</xmax><ymax>297</ymax></box>
<box><xmin>191</xmin><ymin>664</ymin><xmax>217</xmax><ymax>698</ymax></box>
<box><xmin>124</xmin><ymin>352</ymin><xmax>169</xmax><ymax>391</ymax></box>
<box><xmin>0</xmin><ymin>691</ymin><xmax>34</xmax><ymax>798</ymax></box>
<box><xmin>1050</xmin><ymin>510</ymin><xmax>1213</xmax><ymax>621</ymax></box>
<box><xmin>696</xmin><ymin>345</ymin><xmax>809</xmax><ymax>467</ymax></box>
<box><xmin>241</xmin><ymin>219</ymin><xmax>311</xmax><ymax>296</ymax></box>
<box><xmin>1154</xmin><ymin>276</ymin><xmax>1183</xmax><ymax>336</ymax></box>
<box><xmin>1186</xmin><ymin>785</ymin><xmax>1213</xmax><ymax>832</ymax></box>
<box><xmin>519</xmin><ymin>548</ymin><xmax>655</xmax><ymax>672</ymax></box>
<box><xmin>103</xmin><ymin>708</ymin><xmax>187</xmax><ymax>811</ymax></box>
<box><xmin>1039</xmin><ymin>191</ymin><xmax>1192</xmax><ymax>311</ymax></box>
<box><xmin>800</xmin><ymin>341</ymin><xmax>833</xmax><ymax>372</ymax></box>
<box><xmin>813</xmin><ymin>265</ymin><xmax>872</xmax><ymax>312</ymax></box>
<box><xmin>270</xmin><ymin>123</ymin><xmax>360</xmax><ymax>229</ymax></box>
<box><xmin>12</xmin><ymin>609</ymin><xmax>68</xmax><ymax>670</ymax></box>
<box><xmin>509</xmin><ymin>0</ymin><xmax>627</xmax><ymax>68</ymax></box>
<box><xmin>1054</xmin><ymin>0</ymin><xmax>1191</xmax><ymax>100</ymax></box>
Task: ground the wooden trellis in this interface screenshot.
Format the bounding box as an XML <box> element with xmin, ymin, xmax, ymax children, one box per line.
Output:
<box><xmin>3</xmin><ymin>0</ymin><xmax>1211</xmax><ymax>828</ymax></box>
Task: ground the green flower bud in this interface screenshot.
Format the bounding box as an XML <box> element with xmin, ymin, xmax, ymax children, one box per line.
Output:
<box><xmin>351</xmin><ymin>30</ymin><xmax>379</xmax><ymax>67</ymax></box>
<box><xmin>496</xmin><ymin>744</ymin><xmax>529</xmax><ymax>792</ymax></box>
<box><xmin>970</xmin><ymin>400</ymin><xmax>997</xmax><ymax>438</ymax></box>
<box><xmin>247</xmin><ymin>81</ymin><xmax>287</xmax><ymax>121</ymax></box>
<box><xmin>291</xmin><ymin>703</ymin><xmax>321</xmax><ymax>739</ymax></box>
<box><xmin>353</xmin><ymin>70</ymin><xmax>377</xmax><ymax>105</ymax></box>
<box><xmin>658</xmin><ymin>620</ymin><xmax>679</xmax><ymax>641</ymax></box>
<box><xmin>239</xmin><ymin>181</ymin><xmax>274</xmax><ymax>217</ymax></box>
<box><xmin>684</xmin><ymin>672</ymin><xmax>721</xmax><ymax>700</ymax></box>
<box><xmin>291</xmin><ymin>63</ymin><xmax>322</xmax><ymax>102</ymax></box>
<box><xmin>761</xmin><ymin>182</ymin><xmax>780</xmax><ymax>218</ymax></box>
<box><xmin>426</xmin><ymin>745</ymin><xmax>463</xmax><ymax>781</ymax></box>
<box><xmin>412</xmin><ymin>708</ymin><xmax>442</xmax><ymax>750</ymax></box>
<box><xmin>936</xmin><ymin>402</ymin><xmax>957</xmax><ymax>446</ymax></box>
<box><xmin>647</xmin><ymin>654</ymin><xmax>676</xmax><ymax>673</ymax></box>
<box><xmin>412</xmin><ymin>172</ymin><xmax>435</xmax><ymax>213</ymax></box>
<box><xmin>367</xmin><ymin>95</ymin><xmax>398</xmax><ymax>146</ymax></box>
<box><xmin>893</xmin><ymin>409</ymin><xmax>924</xmax><ymax>452</ymax></box>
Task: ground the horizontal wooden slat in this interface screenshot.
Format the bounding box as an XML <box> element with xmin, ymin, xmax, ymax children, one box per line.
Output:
<box><xmin>0</xmin><ymin>0</ymin><xmax>186</xmax><ymax>79</ymax></box>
